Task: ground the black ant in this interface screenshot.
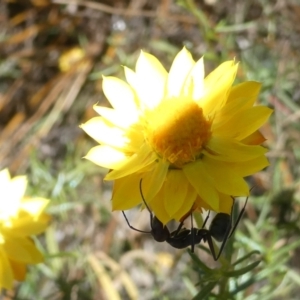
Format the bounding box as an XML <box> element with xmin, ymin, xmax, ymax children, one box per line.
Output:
<box><xmin>122</xmin><ymin>179</ymin><xmax>249</xmax><ymax>260</ymax></box>
<box><xmin>122</xmin><ymin>179</ymin><xmax>194</xmax><ymax>250</ymax></box>
<box><xmin>189</xmin><ymin>194</ymin><xmax>249</xmax><ymax>260</ymax></box>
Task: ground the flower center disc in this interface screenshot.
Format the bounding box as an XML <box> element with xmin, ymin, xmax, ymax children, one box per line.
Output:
<box><xmin>145</xmin><ymin>98</ymin><xmax>212</xmax><ymax>168</ymax></box>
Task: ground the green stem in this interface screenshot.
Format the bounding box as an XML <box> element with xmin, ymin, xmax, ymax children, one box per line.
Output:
<box><xmin>184</xmin><ymin>0</ymin><xmax>217</xmax><ymax>42</ymax></box>
<box><xmin>218</xmin><ymin>202</ymin><xmax>239</xmax><ymax>296</ymax></box>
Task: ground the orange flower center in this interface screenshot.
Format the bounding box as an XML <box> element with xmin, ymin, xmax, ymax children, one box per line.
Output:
<box><xmin>145</xmin><ymin>97</ymin><xmax>212</xmax><ymax>168</ymax></box>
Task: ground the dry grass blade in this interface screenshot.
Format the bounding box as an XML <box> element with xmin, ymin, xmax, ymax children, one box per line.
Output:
<box><xmin>0</xmin><ymin>113</ymin><xmax>26</xmax><ymax>143</ymax></box>
<box><xmin>88</xmin><ymin>254</ymin><xmax>122</xmax><ymax>300</ymax></box>
<box><xmin>0</xmin><ymin>80</ymin><xmax>23</xmax><ymax>111</ymax></box>
<box><xmin>52</xmin><ymin>0</ymin><xmax>198</xmax><ymax>24</ymax></box>
<box><xmin>5</xmin><ymin>24</ymin><xmax>46</xmax><ymax>44</ymax></box>
<box><xmin>94</xmin><ymin>251</ymin><xmax>139</xmax><ymax>300</ymax></box>
<box><xmin>0</xmin><ymin>57</ymin><xmax>94</xmax><ymax>171</ymax></box>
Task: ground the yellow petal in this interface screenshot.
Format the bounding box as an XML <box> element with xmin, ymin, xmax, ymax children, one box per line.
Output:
<box><xmin>204</xmin><ymin>61</ymin><xmax>236</xmax><ymax>91</ymax></box>
<box><xmin>183</xmin><ymin>160</ymin><xmax>219</xmax><ymax>211</ymax></box>
<box><xmin>8</xmin><ymin>212</ymin><xmax>51</xmax><ymax>236</ymax></box>
<box><xmin>105</xmin><ymin>143</ymin><xmax>157</xmax><ymax>180</ymax></box>
<box><xmin>205</xmin><ymin>136</ymin><xmax>267</xmax><ymax>162</ymax></box>
<box><xmin>171</xmin><ymin>179</ymin><xmax>197</xmax><ymax>221</ymax></box>
<box><xmin>0</xmin><ymin>248</ymin><xmax>14</xmax><ymax>290</ymax></box>
<box><xmin>200</xmin><ymin>61</ymin><xmax>238</xmax><ymax>116</ymax></box>
<box><xmin>140</xmin><ymin>160</ymin><xmax>169</xmax><ymax>201</ymax></box>
<box><xmin>227</xmin><ymin>81</ymin><xmax>261</xmax><ymax>105</ymax></box>
<box><xmin>102</xmin><ymin>76</ymin><xmax>138</xmax><ymax>112</ymax></box>
<box><xmin>5</xmin><ymin>237</ymin><xmax>43</xmax><ymax>264</ymax></box>
<box><xmin>0</xmin><ymin>170</ymin><xmax>27</xmax><ymax>219</ymax></box>
<box><xmin>203</xmin><ymin>156</ymin><xmax>249</xmax><ymax>196</ymax></box>
<box><xmin>20</xmin><ymin>198</ymin><xmax>49</xmax><ymax>218</ymax></box>
<box><xmin>189</xmin><ymin>56</ymin><xmax>205</xmax><ymax>99</ymax></box>
<box><xmin>81</xmin><ymin>117</ymin><xmax>134</xmax><ymax>151</ymax></box>
<box><xmin>213</xmin><ymin>81</ymin><xmax>262</xmax><ymax>127</ymax></box>
<box><xmin>241</xmin><ymin>130</ymin><xmax>266</xmax><ymax>145</ymax></box>
<box><xmin>230</xmin><ymin>156</ymin><xmax>270</xmax><ymax>177</ymax></box>
<box><xmin>124</xmin><ymin>66</ymin><xmax>138</xmax><ymax>92</ymax></box>
<box><xmin>93</xmin><ymin>106</ymin><xmax>138</xmax><ymax>129</ymax></box>
<box><xmin>134</xmin><ymin>51</ymin><xmax>167</xmax><ymax>109</ymax></box>
<box><xmin>194</xmin><ymin>196</ymin><xmax>210</xmax><ymax>212</ymax></box>
<box><xmin>149</xmin><ymin>188</ymin><xmax>171</xmax><ymax>225</ymax></box>
<box><xmin>219</xmin><ymin>193</ymin><xmax>234</xmax><ymax>214</ymax></box>
<box><xmin>137</xmin><ymin>51</ymin><xmax>168</xmax><ymax>78</ymax></box>
<box><xmin>167</xmin><ymin>47</ymin><xmax>195</xmax><ymax>97</ymax></box>
<box><xmin>162</xmin><ymin>170</ymin><xmax>189</xmax><ymax>217</ymax></box>
<box><xmin>111</xmin><ymin>174</ymin><xmax>144</xmax><ymax>210</ymax></box>
<box><xmin>0</xmin><ymin>168</ymin><xmax>11</xmax><ymax>183</ymax></box>
<box><xmin>197</xmin><ymin>192</ymin><xmax>233</xmax><ymax>214</ymax></box>
<box><xmin>85</xmin><ymin>145</ymin><xmax>128</xmax><ymax>169</ymax></box>
<box><xmin>9</xmin><ymin>259</ymin><xmax>26</xmax><ymax>281</ymax></box>
<box><xmin>213</xmin><ymin>106</ymin><xmax>273</xmax><ymax>140</ymax></box>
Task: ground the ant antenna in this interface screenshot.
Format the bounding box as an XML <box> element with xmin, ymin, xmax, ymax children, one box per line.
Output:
<box><xmin>120</xmin><ymin>178</ymin><xmax>154</xmax><ymax>234</ymax></box>
<box><xmin>121</xmin><ymin>211</ymin><xmax>151</xmax><ymax>234</ymax></box>
<box><xmin>139</xmin><ymin>179</ymin><xmax>153</xmax><ymax>217</ymax></box>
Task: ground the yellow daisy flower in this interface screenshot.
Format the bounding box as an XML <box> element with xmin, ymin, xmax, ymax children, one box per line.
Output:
<box><xmin>81</xmin><ymin>48</ymin><xmax>272</xmax><ymax>224</ymax></box>
<box><xmin>0</xmin><ymin>169</ymin><xmax>50</xmax><ymax>290</ymax></box>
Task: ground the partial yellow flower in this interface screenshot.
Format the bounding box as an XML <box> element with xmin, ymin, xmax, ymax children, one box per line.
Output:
<box><xmin>58</xmin><ymin>47</ymin><xmax>86</xmax><ymax>72</ymax></box>
<box><xmin>0</xmin><ymin>169</ymin><xmax>50</xmax><ymax>291</ymax></box>
<box><xmin>81</xmin><ymin>48</ymin><xmax>272</xmax><ymax>224</ymax></box>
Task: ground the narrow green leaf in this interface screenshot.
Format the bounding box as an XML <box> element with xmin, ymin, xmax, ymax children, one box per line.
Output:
<box><xmin>273</xmin><ymin>239</ymin><xmax>300</xmax><ymax>260</ymax></box>
<box><xmin>232</xmin><ymin>250</ymin><xmax>261</xmax><ymax>266</ymax></box>
<box><xmin>192</xmin><ymin>281</ymin><xmax>217</xmax><ymax>300</ymax></box>
<box><xmin>223</xmin><ymin>260</ymin><xmax>261</xmax><ymax>277</ymax></box>
<box><xmin>230</xmin><ymin>277</ymin><xmax>258</xmax><ymax>295</ymax></box>
<box><xmin>188</xmin><ymin>249</ymin><xmax>214</xmax><ymax>273</ymax></box>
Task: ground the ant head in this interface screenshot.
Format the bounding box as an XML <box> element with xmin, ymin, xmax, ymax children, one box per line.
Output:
<box><xmin>139</xmin><ymin>179</ymin><xmax>171</xmax><ymax>242</ymax></box>
<box><xmin>151</xmin><ymin>216</ymin><xmax>170</xmax><ymax>242</ymax></box>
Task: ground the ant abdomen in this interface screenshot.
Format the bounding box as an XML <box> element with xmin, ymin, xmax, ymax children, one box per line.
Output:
<box><xmin>209</xmin><ymin>213</ymin><xmax>231</xmax><ymax>242</ymax></box>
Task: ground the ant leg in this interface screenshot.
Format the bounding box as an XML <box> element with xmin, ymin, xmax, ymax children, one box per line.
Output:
<box><xmin>191</xmin><ymin>212</ymin><xmax>195</xmax><ymax>253</ymax></box>
<box><xmin>204</xmin><ymin>233</ymin><xmax>218</xmax><ymax>261</ymax></box>
<box><xmin>139</xmin><ymin>179</ymin><xmax>154</xmax><ymax>226</ymax></box>
<box><xmin>189</xmin><ymin>210</ymin><xmax>211</xmax><ymax>253</ymax></box>
<box><xmin>122</xmin><ymin>211</ymin><xmax>151</xmax><ymax>234</ymax></box>
<box><xmin>180</xmin><ymin>208</ymin><xmax>210</xmax><ymax>253</ymax></box>
<box><xmin>172</xmin><ymin>220</ymin><xmax>185</xmax><ymax>237</ymax></box>
<box><xmin>211</xmin><ymin>199</ymin><xmax>235</xmax><ymax>260</ymax></box>
<box><xmin>202</xmin><ymin>210</ymin><xmax>211</xmax><ymax>228</ymax></box>
<box><xmin>172</xmin><ymin>206</ymin><xmax>194</xmax><ymax>237</ymax></box>
<box><xmin>214</xmin><ymin>222</ymin><xmax>232</xmax><ymax>261</ymax></box>
<box><xmin>228</xmin><ymin>195</ymin><xmax>249</xmax><ymax>239</ymax></box>
<box><xmin>214</xmin><ymin>195</ymin><xmax>249</xmax><ymax>260</ymax></box>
